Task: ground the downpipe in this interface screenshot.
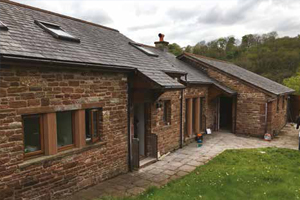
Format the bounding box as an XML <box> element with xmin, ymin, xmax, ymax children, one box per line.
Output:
<box><xmin>180</xmin><ymin>89</ymin><xmax>184</xmax><ymax>148</ymax></box>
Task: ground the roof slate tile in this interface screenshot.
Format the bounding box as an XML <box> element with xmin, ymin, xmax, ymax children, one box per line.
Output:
<box><xmin>182</xmin><ymin>53</ymin><xmax>294</xmax><ymax>95</ymax></box>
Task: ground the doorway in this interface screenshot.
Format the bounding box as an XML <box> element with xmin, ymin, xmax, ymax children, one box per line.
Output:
<box><xmin>134</xmin><ymin>103</ymin><xmax>146</xmax><ymax>157</ymax></box>
<box><xmin>219</xmin><ymin>96</ymin><xmax>233</xmax><ymax>131</ymax></box>
<box><xmin>132</xmin><ymin>103</ymin><xmax>157</xmax><ymax>169</ymax></box>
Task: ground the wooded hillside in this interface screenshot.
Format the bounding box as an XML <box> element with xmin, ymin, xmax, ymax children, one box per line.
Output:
<box><xmin>168</xmin><ymin>32</ymin><xmax>300</xmax><ymax>94</ymax></box>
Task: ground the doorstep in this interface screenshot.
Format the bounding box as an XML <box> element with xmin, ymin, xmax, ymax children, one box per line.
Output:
<box><xmin>140</xmin><ymin>157</ymin><xmax>157</xmax><ymax>168</ymax></box>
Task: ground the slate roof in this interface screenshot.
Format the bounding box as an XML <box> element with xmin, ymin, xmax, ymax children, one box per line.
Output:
<box><xmin>142</xmin><ymin>47</ymin><xmax>236</xmax><ymax>94</ymax></box>
<box><xmin>0</xmin><ymin>0</ymin><xmax>183</xmax><ymax>88</ymax></box>
<box><xmin>181</xmin><ymin>53</ymin><xmax>295</xmax><ymax>95</ymax></box>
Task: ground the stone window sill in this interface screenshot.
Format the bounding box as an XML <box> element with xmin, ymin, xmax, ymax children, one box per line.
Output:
<box><xmin>19</xmin><ymin>141</ymin><xmax>107</xmax><ymax>170</ymax></box>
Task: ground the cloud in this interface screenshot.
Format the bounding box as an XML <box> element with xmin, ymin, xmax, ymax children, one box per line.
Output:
<box><xmin>166</xmin><ymin>7</ymin><xmax>200</xmax><ymax>21</ymax></box>
<box><xmin>14</xmin><ymin>0</ymin><xmax>113</xmax><ymax>25</ymax></box>
<box><xmin>12</xmin><ymin>0</ymin><xmax>300</xmax><ymax>47</ymax></box>
<box><xmin>128</xmin><ymin>23</ymin><xmax>165</xmax><ymax>31</ymax></box>
<box><xmin>60</xmin><ymin>1</ymin><xmax>113</xmax><ymax>25</ymax></box>
<box><xmin>76</xmin><ymin>9</ymin><xmax>113</xmax><ymax>25</ymax></box>
<box><xmin>197</xmin><ymin>0</ymin><xmax>264</xmax><ymax>25</ymax></box>
<box><xmin>275</xmin><ymin>19</ymin><xmax>300</xmax><ymax>32</ymax></box>
<box><xmin>135</xmin><ymin>3</ymin><xmax>158</xmax><ymax>16</ymax></box>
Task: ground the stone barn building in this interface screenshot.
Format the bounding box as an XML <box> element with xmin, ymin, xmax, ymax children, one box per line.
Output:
<box><xmin>0</xmin><ymin>1</ymin><xmax>294</xmax><ymax>200</ymax></box>
<box><xmin>178</xmin><ymin>53</ymin><xmax>294</xmax><ymax>137</ymax></box>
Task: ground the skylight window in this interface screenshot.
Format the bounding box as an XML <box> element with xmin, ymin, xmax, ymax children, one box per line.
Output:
<box><xmin>0</xmin><ymin>21</ymin><xmax>8</xmax><ymax>31</ymax></box>
<box><xmin>34</xmin><ymin>20</ymin><xmax>80</xmax><ymax>43</ymax></box>
<box><xmin>129</xmin><ymin>42</ymin><xmax>158</xmax><ymax>57</ymax></box>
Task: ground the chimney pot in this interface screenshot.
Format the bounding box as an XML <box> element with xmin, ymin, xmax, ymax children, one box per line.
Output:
<box><xmin>155</xmin><ymin>33</ymin><xmax>169</xmax><ymax>51</ymax></box>
<box><xmin>158</xmin><ymin>33</ymin><xmax>165</xmax><ymax>42</ymax></box>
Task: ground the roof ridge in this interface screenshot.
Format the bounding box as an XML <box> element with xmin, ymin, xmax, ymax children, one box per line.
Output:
<box><xmin>184</xmin><ymin>52</ymin><xmax>232</xmax><ymax>64</ymax></box>
<box><xmin>0</xmin><ymin>0</ymin><xmax>119</xmax><ymax>32</ymax></box>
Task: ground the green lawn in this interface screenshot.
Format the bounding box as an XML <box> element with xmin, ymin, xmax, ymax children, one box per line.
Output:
<box><xmin>100</xmin><ymin>148</ymin><xmax>300</xmax><ymax>200</ymax></box>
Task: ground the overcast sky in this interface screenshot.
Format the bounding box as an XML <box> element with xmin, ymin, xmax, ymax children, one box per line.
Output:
<box><xmin>15</xmin><ymin>0</ymin><xmax>300</xmax><ymax>47</ymax></box>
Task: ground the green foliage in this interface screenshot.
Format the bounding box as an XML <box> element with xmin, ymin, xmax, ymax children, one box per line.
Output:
<box><xmin>283</xmin><ymin>72</ymin><xmax>300</xmax><ymax>94</ymax></box>
<box><xmin>180</xmin><ymin>32</ymin><xmax>300</xmax><ymax>85</ymax></box>
<box><xmin>168</xmin><ymin>43</ymin><xmax>183</xmax><ymax>56</ymax></box>
<box><xmin>184</xmin><ymin>45</ymin><xmax>192</xmax><ymax>53</ymax></box>
<box><xmin>99</xmin><ymin>148</ymin><xmax>300</xmax><ymax>200</ymax></box>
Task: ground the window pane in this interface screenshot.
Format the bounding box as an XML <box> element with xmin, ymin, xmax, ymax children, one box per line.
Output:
<box><xmin>92</xmin><ymin>111</ymin><xmax>99</xmax><ymax>138</ymax></box>
<box><xmin>85</xmin><ymin>110</ymin><xmax>92</xmax><ymax>142</ymax></box>
<box><xmin>24</xmin><ymin>116</ymin><xmax>41</xmax><ymax>153</ymax></box>
<box><xmin>47</xmin><ymin>27</ymin><xmax>75</xmax><ymax>38</ymax></box>
<box><xmin>57</xmin><ymin>112</ymin><xmax>73</xmax><ymax>147</ymax></box>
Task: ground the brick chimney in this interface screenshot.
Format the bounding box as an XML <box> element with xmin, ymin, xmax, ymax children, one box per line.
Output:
<box><xmin>154</xmin><ymin>33</ymin><xmax>169</xmax><ymax>52</ymax></box>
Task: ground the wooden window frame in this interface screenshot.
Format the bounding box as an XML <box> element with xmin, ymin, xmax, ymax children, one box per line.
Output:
<box><xmin>88</xmin><ymin>108</ymin><xmax>102</xmax><ymax>144</ymax></box>
<box><xmin>57</xmin><ymin>111</ymin><xmax>76</xmax><ymax>152</ymax></box>
<box><xmin>200</xmin><ymin>98</ymin><xmax>204</xmax><ymax>131</ymax></box>
<box><xmin>22</xmin><ymin>114</ymin><xmax>45</xmax><ymax>158</ymax></box>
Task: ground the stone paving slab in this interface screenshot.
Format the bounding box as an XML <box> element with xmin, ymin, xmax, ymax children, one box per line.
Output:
<box><xmin>61</xmin><ymin>124</ymin><xmax>299</xmax><ymax>200</ymax></box>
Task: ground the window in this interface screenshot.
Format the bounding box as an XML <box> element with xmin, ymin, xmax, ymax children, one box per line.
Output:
<box><xmin>129</xmin><ymin>42</ymin><xmax>158</xmax><ymax>57</ymax></box>
<box><xmin>57</xmin><ymin>111</ymin><xmax>74</xmax><ymax>150</ymax></box>
<box><xmin>277</xmin><ymin>98</ymin><xmax>280</xmax><ymax>112</ymax></box>
<box><xmin>23</xmin><ymin>115</ymin><xmax>44</xmax><ymax>157</ymax></box>
<box><xmin>0</xmin><ymin>21</ymin><xmax>8</xmax><ymax>31</ymax></box>
<box><xmin>86</xmin><ymin>108</ymin><xmax>102</xmax><ymax>143</ymax></box>
<box><xmin>200</xmin><ymin>98</ymin><xmax>204</xmax><ymax>131</ymax></box>
<box><xmin>282</xmin><ymin>96</ymin><xmax>285</xmax><ymax>110</ymax></box>
<box><xmin>163</xmin><ymin>100</ymin><xmax>171</xmax><ymax>125</ymax></box>
<box><xmin>34</xmin><ymin>20</ymin><xmax>80</xmax><ymax>43</ymax></box>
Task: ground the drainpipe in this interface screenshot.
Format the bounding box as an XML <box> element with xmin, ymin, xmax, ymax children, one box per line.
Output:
<box><xmin>264</xmin><ymin>102</ymin><xmax>268</xmax><ymax>134</ymax></box>
<box><xmin>180</xmin><ymin>89</ymin><xmax>184</xmax><ymax>148</ymax></box>
<box><xmin>234</xmin><ymin>94</ymin><xmax>238</xmax><ymax>134</ymax></box>
<box><xmin>127</xmin><ymin>73</ymin><xmax>133</xmax><ymax>172</ymax></box>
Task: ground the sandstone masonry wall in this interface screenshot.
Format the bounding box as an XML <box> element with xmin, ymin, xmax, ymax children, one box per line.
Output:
<box><xmin>150</xmin><ymin>86</ymin><xmax>208</xmax><ymax>156</ymax></box>
<box><xmin>207</xmin><ymin>68</ymin><xmax>268</xmax><ymax>137</ymax></box>
<box><xmin>150</xmin><ymin>90</ymin><xmax>181</xmax><ymax>155</ymax></box>
<box><xmin>268</xmin><ymin>96</ymin><xmax>288</xmax><ymax>135</ymax></box>
<box><xmin>0</xmin><ymin>66</ymin><xmax>128</xmax><ymax>200</ymax></box>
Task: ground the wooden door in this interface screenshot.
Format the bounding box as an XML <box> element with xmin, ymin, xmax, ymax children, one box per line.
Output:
<box><xmin>132</xmin><ymin>138</ymin><xmax>139</xmax><ymax>169</ymax></box>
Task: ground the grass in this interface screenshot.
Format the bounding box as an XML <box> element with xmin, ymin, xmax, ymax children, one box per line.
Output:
<box><xmin>99</xmin><ymin>148</ymin><xmax>300</xmax><ymax>200</ymax></box>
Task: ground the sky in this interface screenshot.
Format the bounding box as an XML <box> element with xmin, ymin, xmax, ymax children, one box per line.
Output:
<box><xmin>15</xmin><ymin>0</ymin><xmax>300</xmax><ymax>47</ymax></box>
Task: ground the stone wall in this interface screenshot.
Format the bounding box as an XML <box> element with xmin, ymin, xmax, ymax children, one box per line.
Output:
<box><xmin>206</xmin><ymin>68</ymin><xmax>269</xmax><ymax>137</ymax></box>
<box><xmin>268</xmin><ymin>96</ymin><xmax>288</xmax><ymax>136</ymax></box>
<box><xmin>0</xmin><ymin>65</ymin><xmax>129</xmax><ymax>200</ymax></box>
<box><xmin>150</xmin><ymin>90</ymin><xmax>182</xmax><ymax>156</ymax></box>
<box><xmin>149</xmin><ymin>85</ymin><xmax>208</xmax><ymax>156</ymax></box>
<box><xmin>181</xmin><ymin>56</ymin><xmax>289</xmax><ymax>137</ymax></box>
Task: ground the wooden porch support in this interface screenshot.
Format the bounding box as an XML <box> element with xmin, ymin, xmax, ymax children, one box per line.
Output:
<box><xmin>187</xmin><ymin>98</ymin><xmax>193</xmax><ymax>136</ymax></box>
<box><xmin>74</xmin><ymin>110</ymin><xmax>86</xmax><ymax>148</ymax></box>
<box><xmin>43</xmin><ymin>113</ymin><xmax>57</xmax><ymax>155</ymax></box>
<box><xmin>194</xmin><ymin>98</ymin><xmax>200</xmax><ymax>134</ymax></box>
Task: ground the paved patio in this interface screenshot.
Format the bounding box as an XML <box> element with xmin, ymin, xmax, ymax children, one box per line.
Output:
<box><xmin>62</xmin><ymin>124</ymin><xmax>299</xmax><ymax>200</ymax></box>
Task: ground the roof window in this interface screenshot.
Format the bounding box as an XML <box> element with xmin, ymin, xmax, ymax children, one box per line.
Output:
<box><xmin>0</xmin><ymin>21</ymin><xmax>8</xmax><ymax>31</ymax></box>
<box><xmin>34</xmin><ymin>20</ymin><xmax>80</xmax><ymax>43</ymax></box>
<box><xmin>129</xmin><ymin>42</ymin><xmax>158</xmax><ymax>57</ymax></box>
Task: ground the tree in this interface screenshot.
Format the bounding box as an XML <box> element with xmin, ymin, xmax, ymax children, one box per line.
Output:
<box><xmin>193</xmin><ymin>41</ymin><xmax>207</xmax><ymax>55</ymax></box>
<box><xmin>184</xmin><ymin>45</ymin><xmax>192</xmax><ymax>53</ymax></box>
<box><xmin>172</xmin><ymin>32</ymin><xmax>300</xmax><ymax>86</ymax></box>
<box><xmin>283</xmin><ymin>72</ymin><xmax>300</xmax><ymax>94</ymax></box>
<box><xmin>168</xmin><ymin>43</ymin><xmax>183</xmax><ymax>56</ymax></box>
